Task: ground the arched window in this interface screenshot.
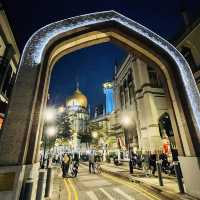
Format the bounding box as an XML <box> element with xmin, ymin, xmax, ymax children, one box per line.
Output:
<box><xmin>127</xmin><ymin>70</ymin><xmax>134</xmax><ymax>104</ymax></box>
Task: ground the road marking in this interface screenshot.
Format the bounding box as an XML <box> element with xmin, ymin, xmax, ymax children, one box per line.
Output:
<box><xmin>99</xmin><ymin>188</ymin><xmax>115</xmax><ymax>200</ymax></box>
<box><xmin>64</xmin><ymin>179</ymin><xmax>72</xmax><ymax>200</ymax></box>
<box><xmin>114</xmin><ymin>187</ymin><xmax>134</xmax><ymax>200</ymax></box>
<box><xmin>86</xmin><ymin>191</ymin><xmax>98</xmax><ymax>200</ymax></box>
<box><xmin>68</xmin><ymin>178</ymin><xmax>79</xmax><ymax>200</ymax></box>
<box><xmin>102</xmin><ymin>173</ymin><xmax>161</xmax><ymax>200</ymax></box>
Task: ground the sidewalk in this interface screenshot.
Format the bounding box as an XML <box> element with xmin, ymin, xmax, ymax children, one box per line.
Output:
<box><xmin>46</xmin><ymin>167</ymin><xmax>68</xmax><ymax>200</ymax></box>
<box><xmin>82</xmin><ymin>162</ymin><xmax>199</xmax><ymax>200</ymax></box>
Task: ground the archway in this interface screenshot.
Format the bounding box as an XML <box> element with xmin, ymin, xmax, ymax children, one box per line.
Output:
<box><xmin>0</xmin><ymin>11</ymin><xmax>200</xmax><ymax>199</ymax></box>
<box><xmin>158</xmin><ymin>112</ymin><xmax>178</xmax><ymax>161</ymax></box>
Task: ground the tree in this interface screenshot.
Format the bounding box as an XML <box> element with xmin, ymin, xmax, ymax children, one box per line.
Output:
<box><xmin>78</xmin><ymin>128</ymin><xmax>92</xmax><ymax>149</ymax></box>
<box><xmin>56</xmin><ymin>111</ymin><xmax>72</xmax><ymax>142</ymax></box>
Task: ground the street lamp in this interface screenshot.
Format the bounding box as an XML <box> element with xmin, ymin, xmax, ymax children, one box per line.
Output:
<box><xmin>46</xmin><ymin>126</ymin><xmax>57</xmax><ymax>137</ymax></box>
<box><xmin>92</xmin><ymin>131</ymin><xmax>98</xmax><ymax>138</ymax></box>
<box><xmin>58</xmin><ymin>106</ymin><xmax>65</xmax><ymax>113</ymax></box>
<box><xmin>44</xmin><ymin>107</ymin><xmax>56</xmax><ymax>122</ymax></box>
<box><xmin>42</xmin><ymin>125</ymin><xmax>57</xmax><ymax>169</ymax></box>
<box><xmin>120</xmin><ymin>113</ymin><xmax>133</xmax><ymax>174</ymax></box>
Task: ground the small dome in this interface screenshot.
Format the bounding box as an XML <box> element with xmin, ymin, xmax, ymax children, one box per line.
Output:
<box><xmin>66</xmin><ymin>88</ymin><xmax>87</xmax><ymax>108</ymax></box>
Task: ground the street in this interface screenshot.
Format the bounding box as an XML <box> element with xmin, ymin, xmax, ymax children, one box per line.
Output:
<box><xmin>59</xmin><ymin>164</ymin><xmax>170</xmax><ymax>200</ymax></box>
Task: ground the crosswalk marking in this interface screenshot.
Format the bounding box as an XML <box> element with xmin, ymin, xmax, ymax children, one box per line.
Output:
<box><xmin>99</xmin><ymin>188</ymin><xmax>115</xmax><ymax>200</ymax></box>
<box><xmin>114</xmin><ymin>187</ymin><xmax>135</xmax><ymax>200</ymax></box>
<box><xmin>86</xmin><ymin>191</ymin><xmax>98</xmax><ymax>200</ymax></box>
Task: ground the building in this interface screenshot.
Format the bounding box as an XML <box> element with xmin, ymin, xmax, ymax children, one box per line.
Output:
<box><xmin>65</xmin><ymin>84</ymin><xmax>89</xmax><ymax>152</ymax></box>
<box><xmin>94</xmin><ymin>104</ymin><xmax>104</xmax><ymax>118</ymax></box>
<box><xmin>0</xmin><ymin>3</ymin><xmax>20</xmax><ymax>128</ymax></box>
<box><xmin>174</xmin><ymin>17</ymin><xmax>200</xmax><ymax>90</ymax></box>
<box><xmin>114</xmin><ymin>54</ymin><xmax>170</xmax><ymax>156</ymax></box>
<box><xmin>103</xmin><ymin>82</ymin><xmax>115</xmax><ymax>114</ymax></box>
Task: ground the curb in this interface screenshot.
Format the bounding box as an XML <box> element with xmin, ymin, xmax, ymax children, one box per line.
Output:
<box><xmin>81</xmin><ymin>162</ymin><xmax>199</xmax><ymax>200</ymax></box>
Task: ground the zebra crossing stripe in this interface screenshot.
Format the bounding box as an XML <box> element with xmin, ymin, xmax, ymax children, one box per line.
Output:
<box><xmin>113</xmin><ymin>187</ymin><xmax>135</xmax><ymax>200</ymax></box>
<box><xmin>99</xmin><ymin>188</ymin><xmax>115</xmax><ymax>200</ymax></box>
<box><xmin>86</xmin><ymin>191</ymin><xmax>98</xmax><ymax>200</ymax></box>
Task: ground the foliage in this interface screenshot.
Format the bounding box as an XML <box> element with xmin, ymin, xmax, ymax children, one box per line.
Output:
<box><xmin>56</xmin><ymin>111</ymin><xmax>72</xmax><ymax>141</ymax></box>
<box><xmin>78</xmin><ymin>130</ymin><xmax>92</xmax><ymax>147</ymax></box>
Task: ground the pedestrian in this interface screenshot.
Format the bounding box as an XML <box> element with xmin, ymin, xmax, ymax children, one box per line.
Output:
<box><xmin>88</xmin><ymin>151</ymin><xmax>95</xmax><ymax>173</ymax></box>
<box><xmin>149</xmin><ymin>153</ymin><xmax>157</xmax><ymax>176</ymax></box>
<box><xmin>61</xmin><ymin>153</ymin><xmax>70</xmax><ymax>178</ymax></box>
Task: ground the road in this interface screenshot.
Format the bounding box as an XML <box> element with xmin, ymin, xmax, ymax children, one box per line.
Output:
<box><xmin>62</xmin><ymin>164</ymin><xmax>170</xmax><ymax>200</ymax></box>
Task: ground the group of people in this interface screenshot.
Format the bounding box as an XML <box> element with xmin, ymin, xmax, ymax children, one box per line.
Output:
<box><xmin>61</xmin><ymin>153</ymin><xmax>79</xmax><ymax>178</ymax></box>
<box><xmin>128</xmin><ymin>152</ymin><xmax>174</xmax><ymax>176</ymax></box>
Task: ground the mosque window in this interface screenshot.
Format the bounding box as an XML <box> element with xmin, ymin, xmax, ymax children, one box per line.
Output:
<box><xmin>147</xmin><ymin>66</ymin><xmax>163</xmax><ymax>88</ymax></box>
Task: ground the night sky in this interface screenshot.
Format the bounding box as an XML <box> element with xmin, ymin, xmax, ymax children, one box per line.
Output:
<box><xmin>2</xmin><ymin>0</ymin><xmax>200</xmax><ymax>113</ymax></box>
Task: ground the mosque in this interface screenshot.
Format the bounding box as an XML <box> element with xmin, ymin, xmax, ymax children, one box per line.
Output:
<box><xmin>65</xmin><ymin>84</ymin><xmax>89</xmax><ymax>152</ymax></box>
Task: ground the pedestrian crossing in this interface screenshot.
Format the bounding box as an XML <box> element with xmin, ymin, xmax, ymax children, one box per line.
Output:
<box><xmin>86</xmin><ymin>187</ymin><xmax>134</xmax><ymax>200</ymax></box>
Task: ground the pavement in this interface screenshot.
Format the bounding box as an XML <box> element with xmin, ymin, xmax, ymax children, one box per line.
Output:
<box><xmin>80</xmin><ymin>162</ymin><xmax>200</xmax><ymax>200</ymax></box>
<box><xmin>49</xmin><ymin>164</ymin><xmax>175</xmax><ymax>200</ymax></box>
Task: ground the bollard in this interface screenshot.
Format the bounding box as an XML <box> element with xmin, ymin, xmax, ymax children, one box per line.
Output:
<box><xmin>21</xmin><ymin>178</ymin><xmax>33</xmax><ymax>200</ymax></box>
<box><xmin>174</xmin><ymin>161</ymin><xmax>184</xmax><ymax>193</ymax></box>
<box><xmin>36</xmin><ymin>170</ymin><xmax>47</xmax><ymax>200</ymax></box>
<box><xmin>156</xmin><ymin>160</ymin><xmax>164</xmax><ymax>186</ymax></box>
<box><xmin>45</xmin><ymin>167</ymin><xmax>53</xmax><ymax>197</ymax></box>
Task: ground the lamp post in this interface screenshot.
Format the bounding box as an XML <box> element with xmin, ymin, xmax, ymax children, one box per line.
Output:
<box><xmin>120</xmin><ymin>114</ymin><xmax>133</xmax><ymax>174</ymax></box>
<box><xmin>42</xmin><ymin>126</ymin><xmax>57</xmax><ymax>169</ymax></box>
<box><xmin>41</xmin><ymin>107</ymin><xmax>57</xmax><ymax>169</ymax></box>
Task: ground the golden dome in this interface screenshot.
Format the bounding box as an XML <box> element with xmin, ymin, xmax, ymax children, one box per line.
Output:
<box><xmin>66</xmin><ymin>88</ymin><xmax>87</xmax><ymax>108</ymax></box>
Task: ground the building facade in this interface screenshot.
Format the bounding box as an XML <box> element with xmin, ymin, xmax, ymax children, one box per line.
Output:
<box><xmin>0</xmin><ymin>3</ymin><xmax>20</xmax><ymax>129</ymax></box>
<box><xmin>103</xmin><ymin>82</ymin><xmax>115</xmax><ymax>114</ymax></box>
<box><xmin>114</xmin><ymin>54</ymin><xmax>170</xmax><ymax>155</ymax></box>
<box><xmin>65</xmin><ymin>85</ymin><xmax>89</xmax><ymax>152</ymax></box>
<box><xmin>175</xmin><ymin>18</ymin><xmax>200</xmax><ymax>90</ymax></box>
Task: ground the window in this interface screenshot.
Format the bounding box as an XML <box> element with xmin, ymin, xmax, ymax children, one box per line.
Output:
<box><xmin>181</xmin><ymin>47</ymin><xmax>198</xmax><ymax>72</ymax></box>
<box><xmin>120</xmin><ymin>86</ymin><xmax>124</xmax><ymax>108</ymax></box>
<box><xmin>0</xmin><ymin>57</ymin><xmax>7</xmax><ymax>86</ymax></box>
<box><xmin>147</xmin><ymin>66</ymin><xmax>163</xmax><ymax>88</ymax></box>
<box><xmin>2</xmin><ymin>65</ymin><xmax>13</xmax><ymax>97</ymax></box>
<box><xmin>127</xmin><ymin>71</ymin><xmax>134</xmax><ymax>104</ymax></box>
<box><xmin>129</xmin><ymin>84</ymin><xmax>134</xmax><ymax>104</ymax></box>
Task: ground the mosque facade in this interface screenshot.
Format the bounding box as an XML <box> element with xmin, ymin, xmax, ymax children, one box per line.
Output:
<box><xmin>65</xmin><ymin>84</ymin><xmax>89</xmax><ymax>152</ymax></box>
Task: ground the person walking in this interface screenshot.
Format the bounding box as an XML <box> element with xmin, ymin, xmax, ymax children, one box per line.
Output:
<box><xmin>61</xmin><ymin>153</ymin><xmax>70</xmax><ymax>178</ymax></box>
<box><xmin>89</xmin><ymin>151</ymin><xmax>95</xmax><ymax>174</ymax></box>
<box><xmin>149</xmin><ymin>153</ymin><xmax>157</xmax><ymax>176</ymax></box>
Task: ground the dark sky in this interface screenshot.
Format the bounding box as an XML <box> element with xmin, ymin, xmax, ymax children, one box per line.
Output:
<box><xmin>2</xmin><ymin>0</ymin><xmax>200</xmax><ymax>113</ymax></box>
<box><xmin>49</xmin><ymin>43</ymin><xmax>126</xmax><ymax>113</ymax></box>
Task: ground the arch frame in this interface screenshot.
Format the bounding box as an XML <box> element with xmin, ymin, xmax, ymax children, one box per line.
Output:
<box><xmin>0</xmin><ymin>10</ymin><xmax>199</xmax><ymax>199</ymax></box>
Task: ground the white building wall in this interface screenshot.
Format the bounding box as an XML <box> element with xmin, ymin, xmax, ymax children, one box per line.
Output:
<box><xmin>115</xmin><ymin>55</ymin><xmax>169</xmax><ymax>153</ymax></box>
